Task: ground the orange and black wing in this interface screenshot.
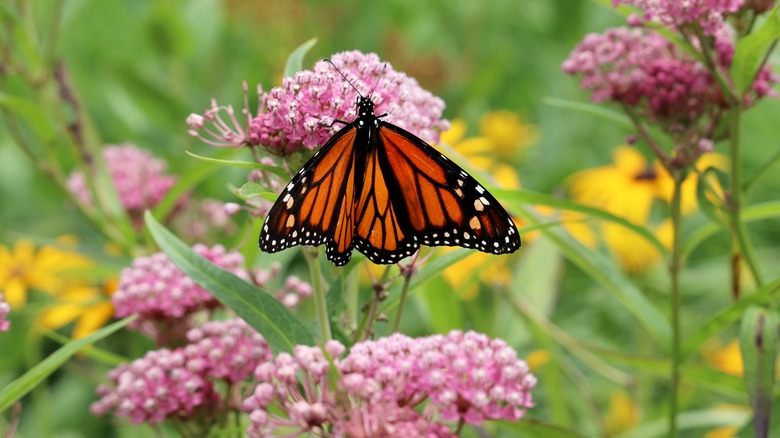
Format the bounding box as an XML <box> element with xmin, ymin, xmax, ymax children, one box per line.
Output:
<box><xmin>259</xmin><ymin>125</ymin><xmax>359</xmax><ymax>266</ymax></box>
<box><xmin>351</xmin><ymin>122</ymin><xmax>521</xmax><ymax>264</ymax></box>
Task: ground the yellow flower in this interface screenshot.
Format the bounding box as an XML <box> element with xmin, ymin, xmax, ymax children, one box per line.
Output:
<box><xmin>569</xmin><ymin>147</ymin><xmax>665</xmax><ymax>223</ymax></box>
<box><xmin>568</xmin><ymin>147</ymin><xmax>725</xmax><ymax>272</ymax></box>
<box><xmin>479</xmin><ymin>110</ymin><xmax>539</xmax><ymax>158</ymax></box>
<box><xmin>656</xmin><ymin>153</ymin><xmax>729</xmax><ymax>215</ymax></box>
<box><xmin>702</xmin><ymin>338</ymin><xmax>744</xmax><ymax>376</ymax></box>
<box><xmin>0</xmin><ymin>239</ymin><xmax>93</xmax><ymax>308</ymax></box>
<box><xmin>37</xmin><ymin>278</ymin><xmax>117</xmax><ymax>339</ymax></box>
<box><xmin>526</xmin><ymin>349</ymin><xmax>551</xmax><ymax>371</ymax></box>
<box><xmin>604</xmin><ymin>390</ymin><xmax>640</xmax><ymax>436</ymax></box>
<box><xmin>533</xmin><ymin>206</ymin><xmax>597</xmax><ymax>248</ymax></box>
<box><xmin>603</xmin><ymin>219</ymin><xmax>674</xmax><ymax>273</ymax></box>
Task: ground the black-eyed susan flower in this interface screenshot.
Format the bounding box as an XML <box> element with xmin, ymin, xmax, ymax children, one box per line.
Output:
<box><xmin>0</xmin><ymin>239</ymin><xmax>93</xmax><ymax>308</ymax></box>
<box><xmin>568</xmin><ymin>146</ymin><xmax>725</xmax><ymax>272</ymax></box>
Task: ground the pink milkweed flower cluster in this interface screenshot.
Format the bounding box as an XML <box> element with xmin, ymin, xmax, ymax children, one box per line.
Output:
<box><xmin>614</xmin><ymin>0</ymin><xmax>744</xmax><ymax>35</ymax></box>
<box><xmin>562</xmin><ymin>27</ymin><xmax>777</xmax><ymax>128</ymax></box>
<box><xmin>113</xmin><ymin>244</ymin><xmax>248</xmax><ymax>345</ymax></box>
<box><xmin>187</xmin><ymin>51</ymin><xmax>450</xmax><ymax>156</ymax></box>
<box><xmin>92</xmin><ymin>319</ymin><xmax>270</xmax><ymax>425</ymax></box>
<box><xmin>67</xmin><ymin>144</ymin><xmax>179</xmax><ymax>229</ymax></box>
<box><xmin>243</xmin><ymin>331</ymin><xmax>536</xmax><ymax>437</ymax></box>
<box><xmin>0</xmin><ymin>292</ymin><xmax>10</xmax><ymax>331</ymax></box>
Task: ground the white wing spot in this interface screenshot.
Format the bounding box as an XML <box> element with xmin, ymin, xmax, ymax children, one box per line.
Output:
<box><xmin>479</xmin><ymin>196</ymin><xmax>489</xmax><ymax>205</ymax></box>
<box><xmin>287</xmin><ymin>182</ymin><xmax>294</xmax><ymax>191</ymax></box>
<box><xmin>476</xmin><ymin>186</ymin><xmax>485</xmax><ymax>194</ymax></box>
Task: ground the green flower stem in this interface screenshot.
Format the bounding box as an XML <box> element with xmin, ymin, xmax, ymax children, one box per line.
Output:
<box><xmin>668</xmin><ymin>170</ymin><xmax>685</xmax><ymax>438</ymax></box>
<box><xmin>304</xmin><ymin>249</ymin><xmax>332</xmax><ymax>341</ymax></box>
<box><xmin>392</xmin><ymin>271</ymin><xmax>413</xmax><ymax>332</ymax></box>
<box><xmin>728</xmin><ymin>105</ymin><xmax>763</xmax><ymax>294</ymax></box>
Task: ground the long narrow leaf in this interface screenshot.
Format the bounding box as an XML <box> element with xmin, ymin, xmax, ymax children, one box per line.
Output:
<box><xmin>495</xmin><ymin>189</ymin><xmax>667</xmax><ymax>255</ymax></box>
<box><xmin>284</xmin><ymin>38</ymin><xmax>318</xmax><ymax>78</ymax></box>
<box><xmin>145</xmin><ymin>211</ymin><xmax>313</xmax><ymax>352</ymax></box>
<box><xmin>185</xmin><ymin>150</ymin><xmax>290</xmax><ymax>178</ymax></box>
<box><xmin>507</xmin><ymin>203</ymin><xmax>672</xmax><ymax>350</ymax></box>
<box><xmin>682</xmin><ymin>279</ymin><xmax>780</xmax><ymax>361</ymax></box>
<box><xmin>0</xmin><ymin>316</ymin><xmax>135</xmax><ymax>412</ymax></box>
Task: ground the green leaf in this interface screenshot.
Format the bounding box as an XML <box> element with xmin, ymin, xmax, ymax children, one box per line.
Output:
<box><xmin>237</xmin><ymin>182</ymin><xmax>279</xmax><ymax>202</ymax></box>
<box><xmin>740</xmin><ymin>306</ymin><xmax>779</xmax><ymax>438</ymax></box>
<box><xmin>682</xmin><ymin>200</ymin><xmax>780</xmax><ymax>261</ymax></box>
<box><xmin>543</xmin><ymin>96</ymin><xmax>632</xmax><ymax>128</ymax></box>
<box><xmin>496</xmin><ymin>418</ymin><xmax>586</xmax><ymax>438</ymax></box>
<box><xmin>145</xmin><ymin>211</ymin><xmax>313</xmax><ymax>352</ymax></box>
<box><xmin>284</xmin><ymin>38</ymin><xmax>318</xmax><ymax>78</ymax></box>
<box><xmin>494</xmin><ymin>188</ymin><xmax>668</xmax><ymax>256</ymax></box>
<box><xmin>185</xmin><ymin>150</ymin><xmax>290</xmax><ymax>178</ymax></box>
<box><xmin>614</xmin><ymin>407</ymin><xmax>751</xmax><ymax>438</ymax></box>
<box><xmin>0</xmin><ymin>316</ymin><xmax>135</xmax><ymax>413</ymax></box>
<box><xmin>682</xmin><ymin>279</ymin><xmax>780</xmax><ymax>361</ymax></box>
<box><xmin>732</xmin><ymin>8</ymin><xmax>780</xmax><ymax>94</ymax></box>
<box><xmin>504</xmin><ymin>202</ymin><xmax>672</xmax><ymax>350</ymax></box>
<box><xmin>42</xmin><ymin>329</ymin><xmax>129</xmax><ymax>367</ymax></box>
<box><xmin>0</xmin><ymin>93</ymin><xmax>56</xmax><ymax>141</ymax></box>
<box><xmin>695</xmin><ymin>166</ymin><xmax>729</xmax><ymax>225</ymax></box>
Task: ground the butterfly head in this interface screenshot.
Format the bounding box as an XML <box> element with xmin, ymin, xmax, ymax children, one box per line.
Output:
<box><xmin>356</xmin><ymin>95</ymin><xmax>375</xmax><ymax>118</ymax></box>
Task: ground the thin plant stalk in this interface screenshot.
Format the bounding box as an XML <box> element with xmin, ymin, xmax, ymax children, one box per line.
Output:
<box><xmin>668</xmin><ymin>170</ymin><xmax>685</xmax><ymax>438</ymax></box>
<box><xmin>392</xmin><ymin>273</ymin><xmax>413</xmax><ymax>333</ymax></box>
<box><xmin>728</xmin><ymin>105</ymin><xmax>764</xmax><ymax>295</ymax></box>
<box><xmin>304</xmin><ymin>249</ymin><xmax>332</xmax><ymax>341</ymax></box>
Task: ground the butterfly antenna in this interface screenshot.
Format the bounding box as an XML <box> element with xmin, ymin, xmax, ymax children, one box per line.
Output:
<box><xmin>324</xmin><ymin>58</ymin><xmax>363</xmax><ymax>97</ymax></box>
<box><xmin>368</xmin><ymin>63</ymin><xmax>387</xmax><ymax>99</ymax></box>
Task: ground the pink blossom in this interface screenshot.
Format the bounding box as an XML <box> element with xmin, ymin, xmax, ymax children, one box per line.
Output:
<box><xmin>0</xmin><ymin>292</ymin><xmax>10</xmax><ymax>331</ymax></box>
<box><xmin>90</xmin><ymin>348</ymin><xmax>220</xmax><ymax>424</ymax></box>
<box><xmin>67</xmin><ymin>144</ymin><xmax>179</xmax><ymax>229</ymax></box>
<box><xmin>253</xmin><ymin>51</ymin><xmax>449</xmax><ymax>155</ymax></box>
<box><xmin>562</xmin><ymin>27</ymin><xmax>777</xmax><ymax>126</ymax></box>
<box><xmin>92</xmin><ymin>318</ymin><xmax>268</xmax><ymax>425</ymax></box>
<box><xmin>243</xmin><ymin>331</ymin><xmax>535</xmax><ymax>436</ymax></box>
<box><xmin>613</xmin><ymin>0</ymin><xmax>744</xmax><ymax>35</ymax></box>
<box><xmin>184</xmin><ymin>319</ymin><xmax>272</xmax><ymax>383</ymax></box>
<box><xmin>113</xmin><ymin>244</ymin><xmax>248</xmax><ymax>345</ymax></box>
<box><xmin>171</xmin><ymin>198</ymin><xmax>238</xmax><ymax>243</ymax></box>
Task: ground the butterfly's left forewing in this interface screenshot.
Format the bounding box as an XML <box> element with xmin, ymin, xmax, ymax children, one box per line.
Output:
<box><xmin>259</xmin><ymin>126</ymin><xmax>359</xmax><ymax>266</ymax></box>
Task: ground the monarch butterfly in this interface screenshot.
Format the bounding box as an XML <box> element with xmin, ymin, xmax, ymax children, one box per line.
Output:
<box><xmin>259</xmin><ymin>61</ymin><xmax>521</xmax><ymax>266</ymax></box>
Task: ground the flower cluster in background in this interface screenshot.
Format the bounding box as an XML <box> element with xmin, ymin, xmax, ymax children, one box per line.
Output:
<box><xmin>67</xmin><ymin>144</ymin><xmax>179</xmax><ymax>229</ymax></box>
<box><xmin>187</xmin><ymin>51</ymin><xmax>450</xmax><ymax>156</ymax></box>
<box><xmin>613</xmin><ymin>0</ymin><xmax>744</xmax><ymax>35</ymax></box>
<box><xmin>112</xmin><ymin>244</ymin><xmax>248</xmax><ymax>345</ymax></box>
<box><xmin>244</xmin><ymin>331</ymin><xmax>536</xmax><ymax>437</ymax></box>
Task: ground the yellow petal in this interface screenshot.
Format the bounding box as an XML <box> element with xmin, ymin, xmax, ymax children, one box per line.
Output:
<box><xmin>439</xmin><ymin>119</ymin><xmax>467</xmax><ymax>146</ymax></box>
<box><xmin>479</xmin><ymin>110</ymin><xmax>539</xmax><ymax>157</ymax></box>
<box><xmin>73</xmin><ymin>301</ymin><xmax>114</xmax><ymax>339</ymax></box>
<box><xmin>526</xmin><ymin>349</ymin><xmax>551</xmax><ymax>371</ymax></box>
<box><xmin>613</xmin><ymin>147</ymin><xmax>649</xmax><ymax>175</ymax></box>
<box><xmin>4</xmin><ymin>278</ymin><xmax>28</xmax><ymax>308</ymax></box>
<box><xmin>603</xmin><ymin>222</ymin><xmax>664</xmax><ymax>273</ymax></box>
<box><xmin>605</xmin><ymin>391</ymin><xmax>640</xmax><ymax>436</ymax></box>
<box><xmin>493</xmin><ymin>163</ymin><xmax>521</xmax><ymax>190</ymax></box>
